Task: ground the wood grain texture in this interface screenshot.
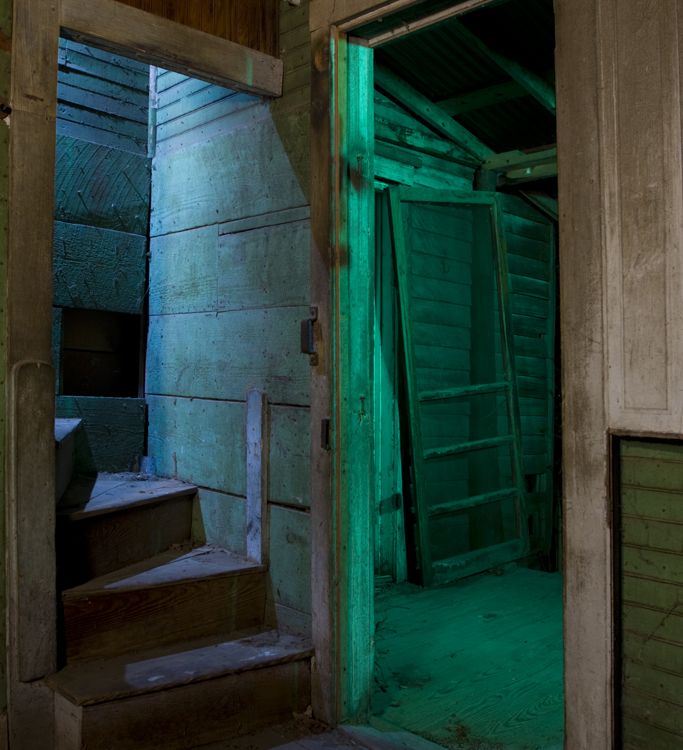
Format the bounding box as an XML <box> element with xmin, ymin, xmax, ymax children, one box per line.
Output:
<box><xmin>149</xmin><ymin>216</ymin><xmax>310</xmax><ymax>315</ymax></box>
<box><xmin>55</xmin><ymin>396</ymin><xmax>145</xmax><ymax>473</ymax></box>
<box><xmin>62</xmin><ymin>547</ymin><xmax>266</xmax><ymax>661</ymax></box>
<box><xmin>193</xmin><ymin>488</ymin><xmax>247</xmax><ymax>555</ymax></box>
<box><xmin>150</xmin><ymin>108</ymin><xmax>307</xmax><ymax>235</ymax></box>
<box><xmin>600</xmin><ymin>0</ymin><xmax>683</xmax><ymax>426</ymax></box>
<box><xmin>247</xmin><ymin>390</ymin><xmax>269</xmax><ymax>563</ymax></box>
<box><xmin>556</xmin><ymin>1</ymin><xmax>612</xmax><ymax>747</ymax></box>
<box><xmin>114</xmin><ymin>0</ymin><xmax>279</xmax><ymax>56</ymax></box>
<box><xmin>55</xmin><ymin>135</ymin><xmax>150</xmax><ymax>234</ymax></box>
<box><xmin>53</xmin><ymin>222</ymin><xmax>147</xmax><ymax>314</ymax></box>
<box><xmin>268</xmin><ymin>505</ymin><xmax>311</xmax><ymax>615</ymax></box>
<box><xmin>147</xmin><ymin>395</ymin><xmax>310</xmax><ymax>504</ymax></box>
<box><xmin>146</xmin><ymin>305</ymin><xmax>311</xmax><ymax>405</ymax></box>
<box><xmin>61</xmin><ymin>0</ymin><xmax>283</xmax><ymax>97</ymax></box>
<box><xmin>373</xmin><ymin>569</ymin><xmax>563</xmax><ymax>749</ymax></box>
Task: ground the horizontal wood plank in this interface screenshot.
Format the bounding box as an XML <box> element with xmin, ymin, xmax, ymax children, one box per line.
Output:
<box><xmin>53</xmin><ymin>221</ymin><xmax>146</xmax><ymax>314</ymax></box>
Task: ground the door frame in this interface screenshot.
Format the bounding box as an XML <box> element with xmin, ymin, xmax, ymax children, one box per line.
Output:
<box><xmin>5</xmin><ymin>1</ymin><xmax>282</xmax><ymax>743</ymax></box>
<box><xmin>312</xmin><ymin>0</ymin><xmax>615</xmax><ymax>745</ymax></box>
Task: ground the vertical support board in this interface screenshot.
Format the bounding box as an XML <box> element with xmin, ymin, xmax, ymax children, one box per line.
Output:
<box><xmin>332</xmin><ymin>36</ymin><xmax>375</xmax><ymax>721</ymax></box>
<box><xmin>246</xmin><ymin>389</ymin><xmax>270</xmax><ymax>564</ymax></box>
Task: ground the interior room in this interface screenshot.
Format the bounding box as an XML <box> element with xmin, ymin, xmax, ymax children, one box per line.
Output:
<box><xmin>359</xmin><ymin>2</ymin><xmax>564</xmax><ymax>747</ymax></box>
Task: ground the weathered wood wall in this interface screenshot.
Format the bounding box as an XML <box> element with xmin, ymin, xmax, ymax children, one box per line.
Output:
<box><xmin>114</xmin><ymin>0</ymin><xmax>279</xmax><ymax>56</ymax></box>
<box><xmin>147</xmin><ymin>0</ymin><xmax>312</xmax><ymax>633</ymax></box>
<box><xmin>618</xmin><ymin>439</ymin><xmax>683</xmax><ymax>748</ymax></box>
<box><xmin>53</xmin><ymin>38</ymin><xmax>149</xmax><ymax>472</ymax></box>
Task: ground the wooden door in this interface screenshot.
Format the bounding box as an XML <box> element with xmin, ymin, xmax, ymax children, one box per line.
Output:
<box><xmin>388</xmin><ymin>187</ymin><xmax>528</xmax><ymax>586</ymax></box>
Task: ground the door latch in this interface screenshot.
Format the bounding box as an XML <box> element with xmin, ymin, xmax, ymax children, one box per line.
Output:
<box><xmin>300</xmin><ymin>306</ymin><xmax>319</xmax><ymax>366</ymax></box>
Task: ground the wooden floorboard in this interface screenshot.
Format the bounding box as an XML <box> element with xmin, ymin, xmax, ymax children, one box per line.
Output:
<box><xmin>372</xmin><ymin>568</ymin><xmax>564</xmax><ymax>750</ymax></box>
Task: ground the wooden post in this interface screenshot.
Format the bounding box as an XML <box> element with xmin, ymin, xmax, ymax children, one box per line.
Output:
<box><xmin>246</xmin><ymin>389</ymin><xmax>269</xmax><ymax>565</ymax></box>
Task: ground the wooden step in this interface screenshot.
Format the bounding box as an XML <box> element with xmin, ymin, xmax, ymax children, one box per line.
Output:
<box><xmin>50</xmin><ymin>631</ymin><xmax>313</xmax><ymax>750</ymax></box>
<box><xmin>57</xmin><ymin>474</ymin><xmax>196</xmax><ymax>587</ymax></box>
<box><xmin>55</xmin><ymin>418</ymin><xmax>82</xmax><ymax>502</ymax></box>
<box><xmin>62</xmin><ymin>546</ymin><xmax>266</xmax><ymax>661</ymax></box>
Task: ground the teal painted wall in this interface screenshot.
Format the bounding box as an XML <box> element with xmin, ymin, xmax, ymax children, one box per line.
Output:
<box><xmin>52</xmin><ymin>39</ymin><xmax>150</xmax><ymax>472</ymax></box>
<box><xmin>146</xmin><ymin>0</ymin><xmax>313</xmax><ymax>632</ymax></box>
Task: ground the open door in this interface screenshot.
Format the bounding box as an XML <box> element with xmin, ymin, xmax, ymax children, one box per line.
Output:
<box><xmin>388</xmin><ymin>187</ymin><xmax>528</xmax><ymax>586</ymax></box>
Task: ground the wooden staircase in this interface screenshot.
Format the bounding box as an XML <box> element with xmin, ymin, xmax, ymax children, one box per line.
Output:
<box><xmin>49</xmin><ymin>474</ymin><xmax>313</xmax><ymax>750</ymax></box>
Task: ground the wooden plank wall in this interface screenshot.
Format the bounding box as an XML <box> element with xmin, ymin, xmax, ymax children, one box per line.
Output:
<box><xmin>373</xmin><ymin>92</ymin><xmax>556</xmax><ymax>569</ymax></box>
<box><xmin>500</xmin><ymin>195</ymin><xmax>556</xmax><ymax>554</ymax></box>
<box><xmin>147</xmin><ymin>0</ymin><xmax>312</xmax><ymax>634</ymax></box>
<box><xmin>114</xmin><ymin>0</ymin><xmax>279</xmax><ymax>57</ymax></box>
<box><xmin>618</xmin><ymin>440</ymin><xmax>683</xmax><ymax>748</ymax></box>
<box><xmin>53</xmin><ymin>38</ymin><xmax>149</xmax><ymax>472</ymax></box>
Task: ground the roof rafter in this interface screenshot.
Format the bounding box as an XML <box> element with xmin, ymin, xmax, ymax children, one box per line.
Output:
<box><xmin>452</xmin><ymin>19</ymin><xmax>556</xmax><ymax>115</ymax></box>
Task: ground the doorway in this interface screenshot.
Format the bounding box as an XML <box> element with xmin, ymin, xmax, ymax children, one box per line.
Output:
<box><xmin>334</xmin><ymin>1</ymin><xmax>563</xmax><ymax>747</ymax></box>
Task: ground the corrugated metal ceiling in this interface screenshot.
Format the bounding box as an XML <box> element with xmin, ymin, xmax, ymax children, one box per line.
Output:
<box><xmin>371</xmin><ymin>0</ymin><xmax>556</xmax><ymax>154</ymax></box>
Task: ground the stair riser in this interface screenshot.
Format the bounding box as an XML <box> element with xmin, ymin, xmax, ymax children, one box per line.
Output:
<box><xmin>58</xmin><ymin>496</ymin><xmax>193</xmax><ymax>588</ymax></box>
<box><xmin>63</xmin><ymin>572</ymin><xmax>267</xmax><ymax>661</ymax></box>
<box><xmin>55</xmin><ymin>660</ymin><xmax>311</xmax><ymax>750</ymax></box>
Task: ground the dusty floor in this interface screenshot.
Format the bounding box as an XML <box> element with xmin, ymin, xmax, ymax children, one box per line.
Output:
<box><xmin>372</xmin><ymin>567</ymin><xmax>564</xmax><ymax>750</ymax></box>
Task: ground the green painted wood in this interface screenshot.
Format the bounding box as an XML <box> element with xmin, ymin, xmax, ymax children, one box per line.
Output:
<box><xmin>389</xmin><ymin>188</ymin><xmax>527</xmax><ymax>585</ymax></box>
<box><xmin>58</xmin><ymin>44</ymin><xmax>149</xmax><ymax>92</ymax></box>
<box><xmin>52</xmin><ymin>308</ymin><xmax>62</xmax><ymax>393</ymax></box>
<box><xmin>150</xmin><ymin>114</ymin><xmax>307</xmax><ymax>236</ymax></box>
<box><xmin>374</xmin><ymin>66</ymin><xmax>492</xmax><ymax>162</ymax></box>
<box><xmin>192</xmin><ymin>488</ymin><xmax>246</xmax><ymax>555</ymax></box>
<box><xmin>147</xmin><ymin>395</ymin><xmax>309</xmax><ymax>503</ymax></box>
<box><xmin>57</xmin><ymin>68</ymin><xmax>149</xmax><ymax>112</ymax></box>
<box><xmin>53</xmin><ymin>221</ymin><xmax>146</xmax><ymax>314</ymax></box>
<box><xmin>57</xmin><ymin>102</ymin><xmax>148</xmax><ymax>154</ymax></box>
<box><xmin>55</xmin><ymin>396</ymin><xmax>145</xmax><ymax>473</ymax></box>
<box><xmin>146</xmin><ymin>305</ymin><xmax>310</xmax><ymax>405</ymax></box>
<box><xmin>149</xmin><ymin>218</ymin><xmax>310</xmax><ymax>315</ymax></box>
<box><xmin>268</xmin><ymin>505</ymin><xmax>311</xmax><ymax>614</ymax></box>
<box><xmin>55</xmin><ymin>135</ymin><xmax>151</xmax><ymax>234</ymax></box>
<box><xmin>156</xmin><ymin>91</ymin><xmax>257</xmax><ymax>143</ymax></box>
<box><xmin>57</xmin><ymin>82</ymin><xmax>148</xmax><ymax>125</ymax></box>
<box><xmin>619</xmin><ymin>439</ymin><xmax>683</xmax><ymax>748</ymax></box>
<box><xmin>61</xmin><ymin>38</ymin><xmax>148</xmax><ymax>75</ymax></box>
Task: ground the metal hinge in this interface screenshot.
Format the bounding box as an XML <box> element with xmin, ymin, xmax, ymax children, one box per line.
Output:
<box><xmin>300</xmin><ymin>306</ymin><xmax>319</xmax><ymax>366</ymax></box>
<box><xmin>320</xmin><ymin>418</ymin><xmax>331</xmax><ymax>451</ymax></box>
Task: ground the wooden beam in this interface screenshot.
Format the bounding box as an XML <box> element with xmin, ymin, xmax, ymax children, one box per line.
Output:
<box><xmin>374</xmin><ymin>65</ymin><xmax>492</xmax><ymax>161</ymax></box>
<box><xmin>452</xmin><ymin>20</ymin><xmax>556</xmax><ymax>115</ymax></box>
<box><xmin>60</xmin><ymin>0</ymin><xmax>283</xmax><ymax>97</ymax></box>
<box><xmin>363</xmin><ymin>0</ymin><xmax>507</xmax><ymax>45</ymax></box>
<box><xmin>438</xmin><ymin>80</ymin><xmax>526</xmax><ymax>116</ymax></box>
<box><xmin>483</xmin><ymin>145</ymin><xmax>557</xmax><ymax>172</ymax></box>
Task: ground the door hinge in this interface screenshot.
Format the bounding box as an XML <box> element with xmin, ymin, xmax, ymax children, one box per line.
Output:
<box><xmin>320</xmin><ymin>418</ymin><xmax>331</xmax><ymax>451</ymax></box>
<box><xmin>300</xmin><ymin>306</ymin><xmax>319</xmax><ymax>366</ymax></box>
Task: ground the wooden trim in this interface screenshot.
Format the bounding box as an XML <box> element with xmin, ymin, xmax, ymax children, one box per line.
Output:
<box><xmin>246</xmin><ymin>389</ymin><xmax>270</xmax><ymax>565</ymax></box>
<box><xmin>556</xmin><ymin>0</ymin><xmax>612</xmax><ymax>746</ymax></box>
<box><xmin>60</xmin><ymin>0</ymin><xmax>284</xmax><ymax>97</ymax></box>
<box><xmin>365</xmin><ymin>0</ymin><xmax>498</xmax><ymax>46</ymax></box>
<box><xmin>7</xmin><ymin>0</ymin><xmax>60</xmax><ymax>744</ymax></box>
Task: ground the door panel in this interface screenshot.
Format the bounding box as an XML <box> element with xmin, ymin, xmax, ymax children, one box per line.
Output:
<box><xmin>389</xmin><ymin>187</ymin><xmax>528</xmax><ymax>585</ymax></box>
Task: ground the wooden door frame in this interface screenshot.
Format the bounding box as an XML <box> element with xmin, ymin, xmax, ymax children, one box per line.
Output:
<box><xmin>310</xmin><ymin>0</ymin><xmax>615</xmax><ymax>745</ymax></box>
<box><xmin>5</xmin><ymin>1</ymin><xmax>282</xmax><ymax>744</ymax></box>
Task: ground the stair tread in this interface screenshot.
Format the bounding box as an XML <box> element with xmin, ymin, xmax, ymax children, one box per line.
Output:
<box><xmin>59</xmin><ymin>473</ymin><xmax>197</xmax><ymax>520</ymax></box>
<box><xmin>63</xmin><ymin>545</ymin><xmax>263</xmax><ymax>598</ymax></box>
<box><xmin>49</xmin><ymin>630</ymin><xmax>313</xmax><ymax>707</ymax></box>
<box><xmin>55</xmin><ymin>417</ymin><xmax>82</xmax><ymax>444</ymax></box>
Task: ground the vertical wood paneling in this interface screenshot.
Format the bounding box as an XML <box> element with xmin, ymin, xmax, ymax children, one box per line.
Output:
<box><xmin>114</xmin><ymin>0</ymin><xmax>279</xmax><ymax>56</ymax></box>
<box><xmin>601</xmin><ymin>0</ymin><xmax>683</xmax><ymax>426</ymax></box>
